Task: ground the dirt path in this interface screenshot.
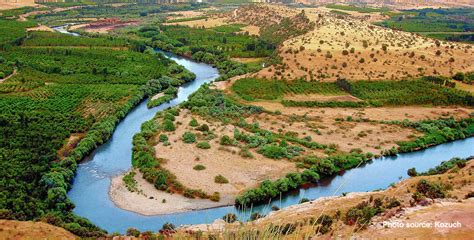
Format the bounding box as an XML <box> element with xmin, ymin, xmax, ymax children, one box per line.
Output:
<box><xmin>0</xmin><ymin>68</ymin><xmax>16</xmax><ymax>83</ymax></box>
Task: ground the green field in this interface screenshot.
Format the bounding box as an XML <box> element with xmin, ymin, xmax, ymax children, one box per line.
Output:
<box><xmin>376</xmin><ymin>8</ymin><xmax>474</xmax><ymax>43</ymax></box>
<box><xmin>232</xmin><ymin>77</ymin><xmax>474</xmax><ymax>107</ymax></box>
<box><xmin>0</xmin><ymin>19</ymin><xmax>189</xmax><ymax>237</ymax></box>
<box><xmin>231</xmin><ymin>78</ymin><xmax>344</xmax><ymax>101</ymax></box>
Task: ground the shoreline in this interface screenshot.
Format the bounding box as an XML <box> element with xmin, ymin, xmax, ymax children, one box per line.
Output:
<box><xmin>108</xmin><ymin>171</ymin><xmax>234</xmax><ymax>216</ymax></box>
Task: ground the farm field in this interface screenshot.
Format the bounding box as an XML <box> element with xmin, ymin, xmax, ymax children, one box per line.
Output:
<box><xmin>0</xmin><ymin>16</ymin><xmax>193</xmax><ymax>237</ymax></box>
<box><xmin>1</xmin><ymin>2</ymin><xmax>474</xmax><ymax>240</ymax></box>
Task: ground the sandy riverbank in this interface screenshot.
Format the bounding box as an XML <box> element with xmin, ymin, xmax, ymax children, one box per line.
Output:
<box><xmin>109</xmin><ymin>171</ymin><xmax>234</xmax><ymax>216</ymax></box>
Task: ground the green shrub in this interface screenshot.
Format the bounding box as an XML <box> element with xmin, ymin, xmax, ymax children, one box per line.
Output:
<box><xmin>344</xmin><ymin>201</ymin><xmax>378</xmax><ymax>227</ymax></box>
<box><xmin>210</xmin><ymin>192</ymin><xmax>220</xmax><ymax>202</ymax></box>
<box><xmin>196</xmin><ymin>141</ymin><xmax>211</xmax><ymax>149</ymax></box>
<box><xmin>239</xmin><ymin>148</ymin><xmax>253</xmax><ymax>158</ymax></box>
<box><xmin>182</xmin><ymin>132</ymin><xmax>196</xmax><ymax>143</ymax></box>
<box><xmin>220</xmin><ymin>135</ymin><xmax>233</xmax><ymax>145</ymax></box>
<box><xmin>415</xmin><ymin>179</ymin><xmax>447</xmax><ymax>199</ymax></box>
<box><xmin>161</xmin><ymin>222</ymin><xmax>176</xmax><ymax>231</ymax></box>
<box><xmin>189</xmin><ymin>118</ymin><xmax>199</xmax><ymax>127</ymax></box>
<box><xmin>196</xmin><ymin>123</ymin><xmax>210</xmax><ymax>132</ymax></box>
<box><xmin>159</xmin><ymin>134</ymin><xmax>168</xmax><ymax>142</ymax></box>
<box><xmin>418</xmin><ymin>157</ymin><xmax>468</xmax><ymax>176</ymax></box>
<box><xmin>126</xmin><ymin>228</ymin><xmax>140</xmax><ymax>237</ymax></box>
<box><xmin>215</xmin><ymin>175</ymin><xmax>229</xmax><ymax>184</ymax></box>
<box><xmin>193</xmin><ymin>164</ymin><xmax>206</xmax><ymax>171</ymax></box>
<box><xmin>407</xmin><ymin>168</ymin><xmax>418</xmax><ymax>177</ymax></box>
<box><xmin>162</xmin><ymin>119</ymin><xmax>176</xmax><ymax>131</ymax></box>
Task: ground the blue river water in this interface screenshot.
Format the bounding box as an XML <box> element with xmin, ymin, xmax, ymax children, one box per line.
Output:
<box><xmin>65</xmin><ymin>39</ymin><xmax>474</xmax><ymax>233</ymax></box>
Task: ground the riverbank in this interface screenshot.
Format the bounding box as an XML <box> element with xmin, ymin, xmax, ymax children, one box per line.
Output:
<box><xmin>109</xmin><ymin>171</ymin><xmax>234</xmax><ymax>216</ymax></box>
<box><xmin>179</xmin><ymin>159</ymin><xmax>474</xmax><ymax>239</ymax></box>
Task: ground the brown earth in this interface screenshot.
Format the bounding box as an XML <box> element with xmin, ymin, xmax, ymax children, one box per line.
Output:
<box><xmin>109</xmin><ymin>170</ymin><xmax>232</xmax><ymax>216</ymax></box>
<box><xmin>250</xmin><ymin>101</ymin><xmax>472</xmax><ymax>121</ymax></box>
<box><xmin>57</xmin><ymin>133</ymin><xmax>84</xmax><ymax>160</ymax></box>
<box><xmin>245</xmin><ymin>111</ymin><xmax>420</xmax><ymax>154</ymax></box>
<box><xmin>0</xmin><ymin>220</ymin><xmax>77</xmax><ymax>240</ymax></box>
<box><xmin>0</xmin><ymin>0</ymin><xmax>36</xmax><ymax>10</ymax></box>
<box><xmin>26</xmin><ymin>25</ymin><xmax>54</xmax><ymax>32</ymax></box>
<box><xmin>223</xmin><ymin>4</ymin><xmax>473</xmax><ymax>81</ymax></box>
<box><xmin>154</xmin><ymin>110</ymin><xmax>297</xmax><ymax>197</ymax></box>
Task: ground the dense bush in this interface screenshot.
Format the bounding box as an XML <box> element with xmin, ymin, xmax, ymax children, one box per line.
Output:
<box><xmin>396</xmin><ymin>118</ymin><xmax>474</xmax><ymax>153</ymax></box>
<box><xmin>183</xmin><ymin>84</ymin><xmax>263</xmax><ymax>122</ymax></box>
<box><xmin>344</xmin><ymin>201</ymin><xmax>381</xmax><ymax>227</ymax></box>
<box><xmin>236</xmin><ymin>152</ymin><xmax>369</xmax><ymax>206</ymax></box>
<box><xmin>193</xmin><ymin>164</ymin><xmax>206</xmax><ymax>171</ymax></box>
<box><xmin>214</xmin><ymin>175</ymin><xmax>229</xmax><ymax>184</ymax></box>
<box><xmin>196</xmin><ymin>141</ymin><xmax>211</xmax><ymax>149</ymax></box>
<box><xmin>415</xmin><ymin>179</ymin><xmax>447</xmax><ymax>199</ymax></box>
<box><xmin>182</xmin><ymin>132</ymin><xmax>197</xmax><ymax>143</ymax></box>
<box><xmin>418</xmin><ymin>157</ymin><xmax>468</xmax><ymax>176</ymax></box>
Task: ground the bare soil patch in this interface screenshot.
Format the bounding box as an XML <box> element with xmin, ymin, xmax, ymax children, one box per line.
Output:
<box><xmin>251</xmin><ymin>101</ymin><xmax>472</xmax><ymax>121</ymax></box>
<box><xmin>0</xmin><ymin>219</ymin><xmax>77</xmax><ymax>240</ymax></box>
<box><xmin>26</xmin><ymin>25</ymin><xmax>54</xmax><ymax>32</ymax></box>
<box><xmin>57</xmin><ymin>133</ymin><xmax>84</xmax><ymax>160</ymax></box>
<box><xmin>239</xmin><ymin>25</ymin><xmax>260</xmax><ymax>36</ymax></box>
<box><xmin>70</xmin><ymin>18</ymin><xmax>139</xmax><ymax>33</ymax></box>
<box><xmin>246</xmin><ymin>111</ymin><xmax>418</xmax><ymax>154</ymax></box>
<box><xmin>154</xmin><ymin>110</ymin><xmax>297</xmax><ymax>197</ymax></box>
<box><xmin>252</xmin><ymin>6</ymin><xmax>473</xmax><ymax>81</ymax></box>
<box><xmin>0</xmin><ymin>0</ymin><xmax>36</xmax><ymax>11</ymax></box>
<box><xmin>109</xmin><ymin>171</ymin><xmax>232</xmax><ymax>216</ymax></box>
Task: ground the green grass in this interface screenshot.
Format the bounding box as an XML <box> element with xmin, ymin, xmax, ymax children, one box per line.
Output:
<box><xmin>350</xmin><ymin>80</ymin><xmax>473</xmax><ymax>106</ymax></box>
<box><xmin>231</xmin><ymin>78</ymin><xmax>345</xmax><ymax>101</ymax></box>
<box><xmin>0</xmin><ymin>20</ymin><xmax>36</xmax><ymax>45</ymax></box>
<box><xmin>423</xmin><ymin>33</ymin><xmax>473</xmax><ymax>44</ymax></box>
<box><xmin>376</xmin><ymin>8</ymin><xmax>473</xmax><ymax>36</ymax></box>
<box><xmin>166</xmin><ymin>16</ymin><xmax>207</xmax><ymax>23</ymax></box>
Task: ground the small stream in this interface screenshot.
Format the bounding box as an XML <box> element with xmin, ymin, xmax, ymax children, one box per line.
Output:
<box><xmin>57</xmin><ymin>26</ymin><xmax>474</xmax><ymax>233</ymax></box>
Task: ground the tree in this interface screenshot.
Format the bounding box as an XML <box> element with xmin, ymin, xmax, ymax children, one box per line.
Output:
<box><xmin>407</xmin><ymin>168</ymin><xmax>418</xmax><ymax>177</ymax></box>
<box><xmin>453</xmin><ymin>72</ymin><xmax>465</xmax><ymax>81</ymax></box>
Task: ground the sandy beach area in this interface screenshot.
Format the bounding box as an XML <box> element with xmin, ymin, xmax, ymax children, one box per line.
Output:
<box><xmin>109</xmin><ymin>171</ymin><xmax>234</xmax><ymax>216</ymax></box>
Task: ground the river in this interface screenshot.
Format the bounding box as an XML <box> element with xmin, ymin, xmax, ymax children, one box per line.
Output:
<box><xmin>59</xmin><ymin>27</ymin><xmax>474</xmax><ymax>233</ymax></box>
